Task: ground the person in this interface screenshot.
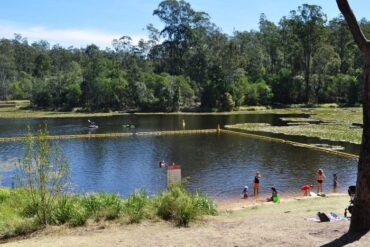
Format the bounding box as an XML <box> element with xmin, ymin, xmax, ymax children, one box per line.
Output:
<box><xmin>316</xmin><ymin>169</ymin><xmax>326</xmax><ymax>194</ymax></box>
<box><xmin>301</xmin><ymin>184</ymin><xmax>313</xmax><ymax>196</ymax></box>
<box><xmin>333</xmin><ymin>174</ymin><xmax>338</xmax><ymax>192</ymax></box>
<box><xmin>253</xmin><ymin>171</ymin><xmax>261</xmax><ymax>197</ymax></box>
<box><xmin>268</xmin><ymin>187</ymin><xmax>278</xmax><ymax>202</ymax></box>
<box><xmin>159</xmin><ymin>160</ymin><xmax>166</xmax><ymax>168</ymax></box>
<box><xmin>242</xmin><ymin>185</ymin><xmax>249</xmax><ymax>199</ymax></box>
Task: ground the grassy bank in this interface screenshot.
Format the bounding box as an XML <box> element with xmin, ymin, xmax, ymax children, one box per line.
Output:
<box><xmin>5</xmin><ymin>194</ymin><xmax>363</xmax><ymax>247</ymax></box>
<box><xmin>0</xmin><ymin>187</ymin><xmax>216</xmax><ymax>240</ymax></box>
<box><xmin>226</xmin><ymin>107</ymin><xmax>362</xmax><ymax>144</ymax></box>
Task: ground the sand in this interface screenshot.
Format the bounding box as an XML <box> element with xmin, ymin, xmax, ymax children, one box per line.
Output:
<box><xmin>3</xmin><ymin>194</ymin><xmax>370</xmax><ymax>247</ymax></box>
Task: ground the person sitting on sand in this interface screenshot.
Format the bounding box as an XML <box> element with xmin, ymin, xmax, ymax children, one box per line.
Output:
<box><xmin>316</xmin><ymin>169</ymin><xmax>326</xmax><ymax>194</ymax></box>
<box><xmin>242</xmin><ymin>185</ymin><xmax>249</xmax><ymax>199</ymax></box>
<box><xmin>301</xmin><ymin>184</ymin><xmax>313</xmax><ymax>196</ymax></box>
<box><xmin>267</xmin><ymin>187</ymin><xmax>278</xmax><ymax>202</ymax></box>
<box><xmin>253</xmin><ymin>171</ymin><xmax>261</xmax><ymax>197</ymax></box>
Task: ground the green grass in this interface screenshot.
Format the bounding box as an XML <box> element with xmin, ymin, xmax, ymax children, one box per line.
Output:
<box><xmin>0</xmin><ymin>186</ymin><xmax>217</xmax><ymax>239</ymax></box>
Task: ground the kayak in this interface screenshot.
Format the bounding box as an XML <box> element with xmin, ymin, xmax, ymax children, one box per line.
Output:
<box><xmin>122</xmin><ymin>124</ymin><xmax>135</xmax><ymax>129</ymax></box>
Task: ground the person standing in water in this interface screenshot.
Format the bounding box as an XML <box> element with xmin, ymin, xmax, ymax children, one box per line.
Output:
<box><xmin>333</xmin><ymin>173</ymin><xmax>338</xmax><ymax>192</ymax></box>
<box><xmin>316</xmin><ymin>169</ymin><xmax>326</xmax><ymax>194</ymax></box>
<box><xmin>253</xmin><ymin>171</ymin><xmax>261</xmax><ymax>197</ymax></box>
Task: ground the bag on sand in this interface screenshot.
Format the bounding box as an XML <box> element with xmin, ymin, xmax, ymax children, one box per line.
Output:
<box><xmin>317</xmin><ymin>212</ymin><xmax>330</xmax><ymax>222</ymax></box>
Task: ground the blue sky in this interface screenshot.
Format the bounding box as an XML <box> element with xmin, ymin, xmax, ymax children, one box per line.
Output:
<box><xmin>0</xmin><ymin>0</ymin><xmax>369</xmax><ymax>48</ymax></box>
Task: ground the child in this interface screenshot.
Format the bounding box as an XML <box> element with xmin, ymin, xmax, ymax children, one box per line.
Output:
<box><xmin>242</xmin><ymin>186</ymin><xmax>249</xmax><ymax>199</ymax></box>
<box><xmin>268</xmin><ymin>187</ymin><xmax>278</xmax><ymax>202</ymax></box>
<box><xmin>253</xmin><ymin>171</ymin><xmax>261</xmax><ymax>196</ymax></box>
<box><xmin>301</xmin><ymin>184</ymin><xmax>313</xmax><ymax>196</ymax></box>
<box><xmin>316</xmin><ymin>169</ymin><xmax>326</xmax><ymax>194</ymax></box>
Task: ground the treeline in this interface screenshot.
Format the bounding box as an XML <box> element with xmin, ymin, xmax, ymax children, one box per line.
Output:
<box><xmin>1</xmin><ymin>0</ymin><xmax>370</xmax><ymax>111</ymax></box>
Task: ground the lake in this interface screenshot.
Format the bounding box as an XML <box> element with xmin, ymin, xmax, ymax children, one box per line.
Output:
<box><xmin>0</xmin><ymin>114</ymin><xmax>359</xmax><ymax>199</ymax></box>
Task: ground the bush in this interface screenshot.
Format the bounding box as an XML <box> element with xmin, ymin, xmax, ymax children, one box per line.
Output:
<box><xmin>81</xmin><ymin>194</ymin><xmax>105</xmax><ymax>216</ymax></box>
<box><xmin>81</xmin><ymin>193</ymin><xmax>123</xmax><ymax>221</ymax></box>
<box><xmin>53</xmin><ymin>195</ymin><xmax>80</xmax><ymax>224</ymax></box>
<box><xmin>1</xmin><ymin>218</ymin><xmax>40</xmax><ymax>240</ymax></box>
<box><xmin>96</xmin><ymin>193</ymin><xmax>123</xmax><ymax>220</ymax></box>
<box><xmin>154</xmin><ymin>186</ymin><xmax>216</xmax><ymax>227</ymax></box>
<box><xmin>0</xmin><ymin>189</ymin><xmax>11</xmax><ymax>205</ymax></box>
<box><xmin>68</xmin><ymin>207</ymin><xmax>89</xmax><ymax>227</ymax></box>
<box><xmin>192</xmin><ymin>192</ymin><xmax>217</xmax><ymax>216</ymax></box>
<box><xmin>123</xmin><ymin>190</ymin><xmax>149</xmax><ymax>223</ymax></box>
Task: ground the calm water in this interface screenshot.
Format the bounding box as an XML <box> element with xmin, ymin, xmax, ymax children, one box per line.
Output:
<box><xmin>0</xmin><ymin>114</ymin><xmax>359</xmax><ymax>199</ymax></box>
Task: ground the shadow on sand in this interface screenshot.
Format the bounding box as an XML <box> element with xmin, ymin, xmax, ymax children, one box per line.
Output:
<box><xmin>321</xmin><ymin>231</ymin><xmax>368</xmax><ymax>247</ymax></box>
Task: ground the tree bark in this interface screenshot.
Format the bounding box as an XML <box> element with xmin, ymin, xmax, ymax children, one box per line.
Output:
<box><xmin>336</xmin><ymin>0</ymin><xmax>370</xmax><ymax>233</ymax></box>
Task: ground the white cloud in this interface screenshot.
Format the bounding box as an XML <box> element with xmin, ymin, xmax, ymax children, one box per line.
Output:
<box><xmin>0</xmin><ymin>20</ymin><xmax>148</xmax><ymax>49</ymax></box>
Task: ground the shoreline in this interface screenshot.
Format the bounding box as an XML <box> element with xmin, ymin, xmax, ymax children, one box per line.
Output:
<box><xmin>215</xmin><ymin>192</ymin><xmax>347</xmax><ymax>211</ymax></box>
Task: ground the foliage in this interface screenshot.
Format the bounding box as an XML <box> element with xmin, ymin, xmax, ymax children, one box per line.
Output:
<box><xmin>154</xmin><ymin>186</ymin><xmax>217</xmax><ymax>226</ymax></box>
<box><xmin>15</xmin><ymin>125</ymin><xmax>69</xmax><ymax>225</ymax></box>
<box><xmin>1</xmin><ymin>1</ymin><xmax>369</xmax><ymax>110</ymax></box>
<box><xmin>123</xmin><ymin>190</ymin><xmax>149</xmax><ymax>223</ymax></box>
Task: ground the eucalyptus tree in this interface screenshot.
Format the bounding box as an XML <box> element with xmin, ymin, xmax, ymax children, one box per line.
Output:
<box><xmin>337</xmin><ymin>0</ymin><xmax>370</xmax><ymax>233</ymax></box>
<box><xmin>328</xmin><ymin>16</ymin><xmax>356</xmax><ymax>73</ymax></box>
<box><xmin>311</xmin><ymin>44</ymin><xmax>340</xmax><ymax>102</ymax></box>
<box><xmin>152</xmin><ymin>0</ymin><xmax>211</xmax><ymax>75</ymax></box>
<box><xmin>259</xmin><ymin>14</ymin><xmax>282</xmax><ymax>74</ymax></box>
<box><xmin>288</xmin><ymin>4</ymin><xmax>327</xmax><ymax>102</ymax></box>
<box><xmin>0</xmin><ymin>39</ymin><xmax>16</xmax><ymax>100</ymax></box>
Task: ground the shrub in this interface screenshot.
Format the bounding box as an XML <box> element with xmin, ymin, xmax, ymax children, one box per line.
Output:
<box><xmin>15</xmin><ymin>125</ymin><xmax>69</xmax><ymax>225</ymax></box>
<box><xmin>0</xmin><ymin>189</ymin><xmax>11</xmax><ymax>204</ymax></box>
<box><xmin>192</xmin><ymin>192</ymin><xmax>217</xmax><ymax>216</ymax></box>
<box><xmin>123</xmin><ymin>190</ymin><xmax>148</xmax><ymax>223</ymax></box>
<box><xmin>154</xmin><ymin>186</ymin><xmax>217</xmax><ymax>227</ymax></box>
<box><xmin>68</xmin><ymin>207</ymin><xmax>89</xmax><ymax>227</ymax></box>
<box><xmin>81</xmin><ymin>194</ymin><xmax>105</xmax><ymax>216</ymax></box>
<box><xmin>81</xmin><ymin>193</ymin><xmax>123</xmax><ymax>220</ymax></box>
<box><xmin>155</xmin><ymin>186</ymin><xmax>195</xmax><ymax>226</ymax></box>
<box><xmin>96</xmin><ymin>193</ymin><xmax>123</xmax><ymax>220</ymax></box>
<box><xmin>53</xmin><ymin>195</ymin><xmax>81</xmax><ymax>224</ymax></box>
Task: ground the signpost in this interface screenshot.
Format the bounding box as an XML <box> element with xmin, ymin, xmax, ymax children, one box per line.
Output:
<box><xmin>167</xmin><ymin>165</ymin><xmax>181</xmax><ymax>187</ymax></box>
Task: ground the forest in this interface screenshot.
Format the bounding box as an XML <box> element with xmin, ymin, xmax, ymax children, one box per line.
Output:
<box><xmin>0</xmin><ymin>0</ymin><xmax>370</xmax><ymax>112</ymax></box>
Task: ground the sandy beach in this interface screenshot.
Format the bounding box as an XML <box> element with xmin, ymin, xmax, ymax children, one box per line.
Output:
<box><xmin>3</xmin><ymin>193</ymin><xmax>370</xmax><ymax>247</ymax></box>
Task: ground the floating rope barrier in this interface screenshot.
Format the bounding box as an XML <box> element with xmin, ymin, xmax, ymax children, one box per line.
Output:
<box><xmin>0</xmin><ymin>129</ymin><xmax>218</xmax><ymax>142</ymax></box>
<box><xmin>0</xmin><ymin>127</ymin><xmax>358</xmax><ymax>160</ymax></box>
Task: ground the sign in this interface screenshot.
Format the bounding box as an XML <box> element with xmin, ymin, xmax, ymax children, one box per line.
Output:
<box><xmin>167</xmin><ymin>165</ymin><xmax>181</xmax><ymax>187</ymax></box>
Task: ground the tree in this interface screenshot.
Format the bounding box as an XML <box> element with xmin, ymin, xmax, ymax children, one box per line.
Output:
<box><xmin>312</xmin><ymin>44</ymin><xmax>340</xmax><ymax>102</ymax></box>
<box><xmin>16</xmin><ymin>125</ymin><xmax>69</xmax><ymax>225</ymax></box>
<box><xmin>289</xmin><ymin>4</ymin><xmax>327</xmax><ymax>102</ymax></box>
<box><xmin>153</xmin><ymin>0</ymin><xmax>211</xmax><ymax>75</ymax></box>
<box><xmin>337</xmin><ymin>0</ymin><xmax>370</xmax><ymax>233</ymax></box>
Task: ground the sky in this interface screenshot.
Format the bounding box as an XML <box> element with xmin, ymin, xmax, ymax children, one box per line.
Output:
<box><xmin>0</xmin><ymin>0</ymin><xmax>369</xmax><ymax>49</ymax></box>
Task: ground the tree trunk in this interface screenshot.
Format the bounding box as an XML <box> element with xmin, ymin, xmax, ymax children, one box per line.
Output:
<box><xmin>336</xmin><ymin>0</ymin><xmax>370</xmax><ymax>233</ymax></box>
<box><xmin>350</xmin><ymin>55</ymin><xmax>370</xmax><ymax>233</ymax></box>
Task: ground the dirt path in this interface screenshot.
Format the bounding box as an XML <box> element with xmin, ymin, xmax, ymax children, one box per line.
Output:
<box><xmin>4</xmin><ymin>195</ymin><xmax>370</xmax><ymax>247</ymax></box>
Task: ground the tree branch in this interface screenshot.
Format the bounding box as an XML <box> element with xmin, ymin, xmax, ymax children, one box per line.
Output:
<box><xmin>336</xmin><ymin>0</ymin><xmax>369</xmax><ymax>52</ymax></box>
